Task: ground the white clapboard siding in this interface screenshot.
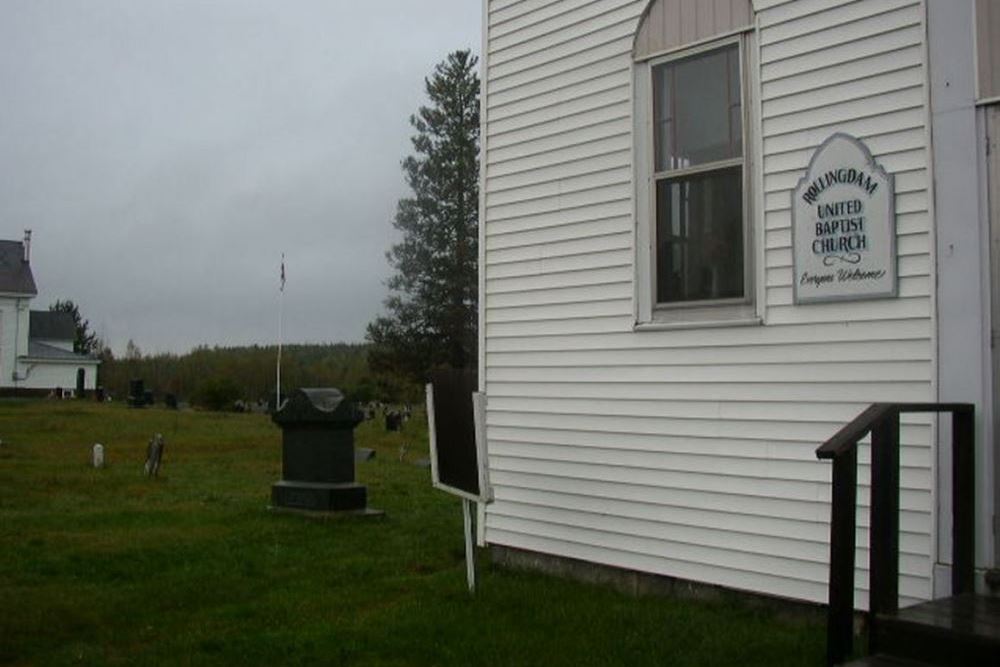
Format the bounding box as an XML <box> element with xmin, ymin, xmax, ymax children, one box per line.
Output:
<box><xmin>487</xmin><ymin>338</ymin><xmax>932</xmax><ymax>366</ymax></box>
<box><xmin>762</xmin><ymin>110</ymin><xmax>925</xmax><ymax>155</ymax></box>
<box><xmin>485</xmin><ymin>381</ymin><xmax>935</xmax><ymax>408</ymax></box>
<box><xmin>491</xmin><ymin>2</ymin><xmax>639</xmax><ymax>67</ymax></box>
<box><xmin>489</xmin><ymin>216</ymin><xmax>632</xmax><ymax>250</ymax></box>
<box><xmin>487</xmin><ymin>501</ymin><xmax>931</xmax><ymax>578</ymax></box>
<box><xmin>492</xmin><ymin>0</ymin><xmax>635</xmax><ymax>44</ymax></box>
<box><xmin>489</xmin><ymin>85</ymin><xmax>630</xmax><ymax>138</ymax></box>
<box><xmin>486</xmin><ymin>318</ymin><xmax>931</xmax><ymax>348</ymax></box>
<box><xmin>490</xmin><ymin>71</ymin><xmax>629</xmax><ymax>123</ymax></box>
<box><xmin>486</xmin><ymin>424</ymin><xmax>935</xmax><ymax>474</ymax></box>
<box><xmin>488</xmin><ymin>56</ymin><xmax>629</xmax><ymax>111</ymax></box>
<box><xmin>487</xmin><ymin>466</ymin><xmax>926</xmax><ymax>529</ymax></box>
<box><xmin>482</xmin><ymin>0</ymin><xmax>934</xmax><ymax>607</ymax></box>
<box><xmin>486</xmin><ymin>168</ymin><xmax>631</xmax><ymax>209</ymax></box>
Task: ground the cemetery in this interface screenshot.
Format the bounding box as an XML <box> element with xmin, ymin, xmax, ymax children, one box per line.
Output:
<box><xmin>10</xmin><ymin>2</ymin><xmax>1000</xmax><ymax>664</ymax></box>
<box><xmin>0</xmin><ymin>399</ymin><xmax>825</xmax><ymax>665</ymax></box>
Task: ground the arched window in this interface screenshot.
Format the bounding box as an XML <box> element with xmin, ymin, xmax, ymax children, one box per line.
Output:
<box><xmin>633</xmin><ymin>0</ymin><xmax>757</xmax><ymax>326</ymax></box>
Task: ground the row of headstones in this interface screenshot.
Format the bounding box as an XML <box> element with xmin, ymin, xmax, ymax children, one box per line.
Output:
<box><xmin>90</xmin><ymin>434</ymin><xmax>165</xmax><ymax>477</ymax></box>
<box><xmin>47</xmin><ymin>386</ymin><xmax>111</xmax><ymax>401</ymax></box>
<box><xmin>358</xmin><ymin>402</ymin><xmax>414</xmax><ymax>432</ymax></box>
<box><xmin>360</xmin><ymin>401</ymin><xmax>412</xmax><ymax>419</ymax></box>
<box><xmin>233</xmin><ymin>399</ymin><xmax>269</xmax><ymax>414</ymax></box>
<box><xmin>127</xmin><ymin>380</ymin><xmax>180</xmax><ymax>410</ymax></box>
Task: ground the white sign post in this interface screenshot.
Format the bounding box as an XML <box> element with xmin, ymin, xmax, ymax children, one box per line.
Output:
<box><xmin>426</xmin><ymin>384</ymin><xmax>491</xmax><ymax>593</ymax></box>
<box><xmin>792</xmin><ymin>133</ymin><xmax>896</xmax><ymax>304</ymax></box>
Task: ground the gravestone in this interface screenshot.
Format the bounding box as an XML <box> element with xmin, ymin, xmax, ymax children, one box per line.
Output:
<box><xmin>271</xmin><ymin>388</ymin><xmax>380</xmax><ymax>515</ymax></box>
<box><xmin>385</xmin><ymin>411</ymin><xmax>402</xmax><ymax>432</ymax></box>
<box><xmin>128</xmin><ymin>379</ymin><xmax>145</xmax><ymax>408</ymax></box>
<box><xmin>92</xmin><ymin>443</ymin><xmax>104</xmax><ymax>468</ymax></box>
<box><xmin>144</xmin><ymin>433</ymin><xmax>165</xmax><ymax>477</ymax></box>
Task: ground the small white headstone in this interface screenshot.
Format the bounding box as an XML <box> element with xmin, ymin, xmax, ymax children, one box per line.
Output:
<box><xmin>144</xmin><ymin>433</ymin><xmax>164</xmax><ymax>477</ymax></box>
<box><xmin>92</xmin><ymin>443</ymin><xmax>104</xmax><ymax>468</ymax></box>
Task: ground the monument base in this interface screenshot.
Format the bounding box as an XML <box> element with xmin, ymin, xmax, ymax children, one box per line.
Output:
<box><xmin>271</xmin><ymin>480</ymin><xmax>367</xmax><ymax>512</ymax></box>
<box><xmin>268</xmin><ymin>505</ymin><xmax>385</xmax><ymax>520</ymax></box>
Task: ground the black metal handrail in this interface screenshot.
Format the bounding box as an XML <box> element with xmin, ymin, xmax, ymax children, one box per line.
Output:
<box><xmin>815</xmin><ymin>402</ymin><xmax>975</xmax><ymax>666</ymax></box>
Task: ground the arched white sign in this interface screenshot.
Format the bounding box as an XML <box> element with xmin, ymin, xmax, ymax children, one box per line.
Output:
<box><xmin>792</xmin><ymin>133</ymin><xmax>896</xmax><ymax>304</ymax></box>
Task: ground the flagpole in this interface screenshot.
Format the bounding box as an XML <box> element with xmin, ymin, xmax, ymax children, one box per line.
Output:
<box><xmin>277</xmin><ymin>253</ymin><xmax>284</xmax><ymax>408</ymax></box>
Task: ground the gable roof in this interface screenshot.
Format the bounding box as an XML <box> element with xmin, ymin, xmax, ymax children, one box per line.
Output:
<box><xmin>0</xmin><ymin>241</ymin><xmax>37</xmax><ymax>295</ymax></box>
<box><xmin>30</xmin><ymin>311</ymin><xmax>75</xmax><ymax>341</ymax></box>
<box><xmin>25</xmin><ymin>340</ymin><xmax>98</xmax><ymax>363</ymax></box>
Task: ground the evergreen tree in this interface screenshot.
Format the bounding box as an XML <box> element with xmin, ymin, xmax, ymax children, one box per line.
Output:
<box><xmin>49</xmin><ymin>299</ymin><xmax>98</xmax><ymax>355</ymax></box>
<box><xmin>125</xmin><ymin>339</ymin><xmax>143</xmax><ymax>361</ymax></box>
<box><xmin>367</xmin><ymin>50</ymin><xmax>480</xmax><ymax>383</ymax></box>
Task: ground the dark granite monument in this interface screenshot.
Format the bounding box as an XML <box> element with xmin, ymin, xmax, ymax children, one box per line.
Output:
<box><xmin>271</xmin><ymin>388</ymin><xmax>377</xmax><ymax>514</ymax></box>
<box><xmin>128</xmin><ymin>379</ymin><xmax>145</xmax><ymax>408</ymax></box>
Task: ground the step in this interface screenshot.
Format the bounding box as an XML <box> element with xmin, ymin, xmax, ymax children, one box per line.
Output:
<box><xmin>872</xmin><ymin>594</ymin><xmax>1000</xmax><ymax>666</ymax></box>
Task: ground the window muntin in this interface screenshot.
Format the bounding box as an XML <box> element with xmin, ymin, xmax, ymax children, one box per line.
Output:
<box><xmin>651</xmin><ymin>43</ymin><xmax>746</xmax><ymax>307</ymax></box>
<box><xmin>653</xmin><ymin>46</ymin><xmax>741</xmax><ymax>171</ymax></box>
<box><xmin>655</xmin><ymin>166</ymin><xmax>743</xmax><ymax>303</ymax></box>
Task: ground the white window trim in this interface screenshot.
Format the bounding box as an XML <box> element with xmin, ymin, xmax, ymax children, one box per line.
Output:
<box><xmin>633</xmin><ymin>29</ymin><xmax>763</xmax><ymax>330</ymax></box>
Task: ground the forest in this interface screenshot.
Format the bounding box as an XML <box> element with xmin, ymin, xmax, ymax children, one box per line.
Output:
<box><xmin>98</xmin><ymin>343</ymin><xmax>414</xmax><ymax>410</ymax></box>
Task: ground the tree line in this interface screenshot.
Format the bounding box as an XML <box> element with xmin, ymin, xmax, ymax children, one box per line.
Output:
<box><xmin>98</xmin><ymin>343</ymin><xmax>417</xmax><ymax>410</ymax></box>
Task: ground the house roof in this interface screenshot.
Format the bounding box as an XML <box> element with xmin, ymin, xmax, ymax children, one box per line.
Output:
<box><xmin>24</xmin><ymin>341</ymin><xmax>99</xmax><ymax>364</ymax></box>
<box><xmin>0</xmin><ymin>241</ymin><xmax>37</xmax><ymax>295</ymax></box>
<box><xmin>29</xmin><ymin>311</ymin><xmax>76</xmax><ymax>341</ymax></box>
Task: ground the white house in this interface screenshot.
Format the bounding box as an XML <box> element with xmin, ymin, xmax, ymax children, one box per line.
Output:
<box><xmin>478</xmin><ymin>0</ymin><xmax>998</xmax><ymax>612</ymax></box>
<box><xmin>0</xmin><ymin>232</ymin><xmax>99</xmax><ymax>395</ymax></box>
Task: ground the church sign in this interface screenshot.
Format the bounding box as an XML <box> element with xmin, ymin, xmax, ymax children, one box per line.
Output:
<box><xmin>792</xmin><ymin>133</ymin><xmax>896</xmax><ymax>304</ymax></box>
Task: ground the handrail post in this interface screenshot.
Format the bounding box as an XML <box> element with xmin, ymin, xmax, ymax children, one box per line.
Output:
<box><xmin>819</xmin><ymin>402</ymin><xmax>975</xmax><ymax>665</ymax></box>
<box><xmin>869</xmin><ymin>409</ymin><xmax>900</xmax><ymax>653</ymax></box>
<box><xmin>827</xmin><ymin>447</ymin><xmax>858</xmax><ymax>666</ymax></box>
<box><xmin>952</xmin><ymin>406</ymin><xmax>975</xmax><ymax>595</ymax></box>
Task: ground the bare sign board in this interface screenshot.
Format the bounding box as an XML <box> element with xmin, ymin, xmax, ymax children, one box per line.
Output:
<box><xmin>426</xmin><ymin>369</ymin><xmax>490</xmax><ymax>503</ymax></box>
<box><xmin>792</xmin><ymin>133</ymin><xmax>896</xmax><ymax>304</ymax></box>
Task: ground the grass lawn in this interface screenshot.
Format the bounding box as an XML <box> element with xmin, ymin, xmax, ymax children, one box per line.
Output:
<box><xmin>0</xmin><ymin>400</ymin><xmax>824</xmax><ymax>666</ymax></box>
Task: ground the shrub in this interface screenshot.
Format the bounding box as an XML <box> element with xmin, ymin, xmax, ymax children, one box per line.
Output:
<box><xmin>193</xmin><ymin>377</ymin><xmax>242</xmax><ymax>411</ymax></box>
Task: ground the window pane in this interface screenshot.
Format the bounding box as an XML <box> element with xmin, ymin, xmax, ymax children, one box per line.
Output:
<box><xmin>653</xmin><ymin>44</ymin><xmax>742</xmax><ymax>172</ymax></box>
<box><xmin>655</xmin><ymin>166</ymin><xmax>743</xmax><ymax>304</ymax></box>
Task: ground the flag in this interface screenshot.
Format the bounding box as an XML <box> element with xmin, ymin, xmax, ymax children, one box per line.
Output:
<box><xmin>280</xmin><ymin>254</ymin><xmax>285</xmax><ymax>292</ymax></box>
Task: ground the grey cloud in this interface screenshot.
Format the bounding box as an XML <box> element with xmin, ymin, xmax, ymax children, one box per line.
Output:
<box><xmin>0</xmin><ymin>0</ymin><xmax>480</xmax><ymax>354</ymax></box>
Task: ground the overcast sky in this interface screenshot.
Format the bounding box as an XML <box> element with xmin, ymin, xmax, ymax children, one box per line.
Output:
<box><xmin>0</xmin><ymin>0</ymin><xmax>481</xmax><ymax>355</ymax></box>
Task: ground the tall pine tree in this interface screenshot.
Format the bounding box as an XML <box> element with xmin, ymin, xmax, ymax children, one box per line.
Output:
<box><xmin>49</xmin><ymin>299</ymin><xmax>98</xmax><ymax>355</ymax></box>
<box><xmin>367</xmin><ymin>50</ymin><xmax>480</xmax><ymax>383</ymax></box>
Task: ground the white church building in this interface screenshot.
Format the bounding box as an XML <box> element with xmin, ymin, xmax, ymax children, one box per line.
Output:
<box><xmin>0</xmin><ymin>232</ymin><xmax>99</xmax><ymax>396</ymax></box>
<box><xmin>477</xmin><ymin>0</ymin><xmax>999</xmax><ymax>614</ymax></box>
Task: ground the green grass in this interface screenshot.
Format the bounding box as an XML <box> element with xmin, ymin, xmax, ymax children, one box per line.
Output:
<box><xmin>0</xmin><ymin>401</ymin><xmax>824</xmax><ymax>666</ymax></box>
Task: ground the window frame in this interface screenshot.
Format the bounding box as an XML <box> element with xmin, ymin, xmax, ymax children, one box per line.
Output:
<box><xmin>634</xmin><ymin>31</ymin><xmax>759</xmax><ymax>328</ymax></box>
